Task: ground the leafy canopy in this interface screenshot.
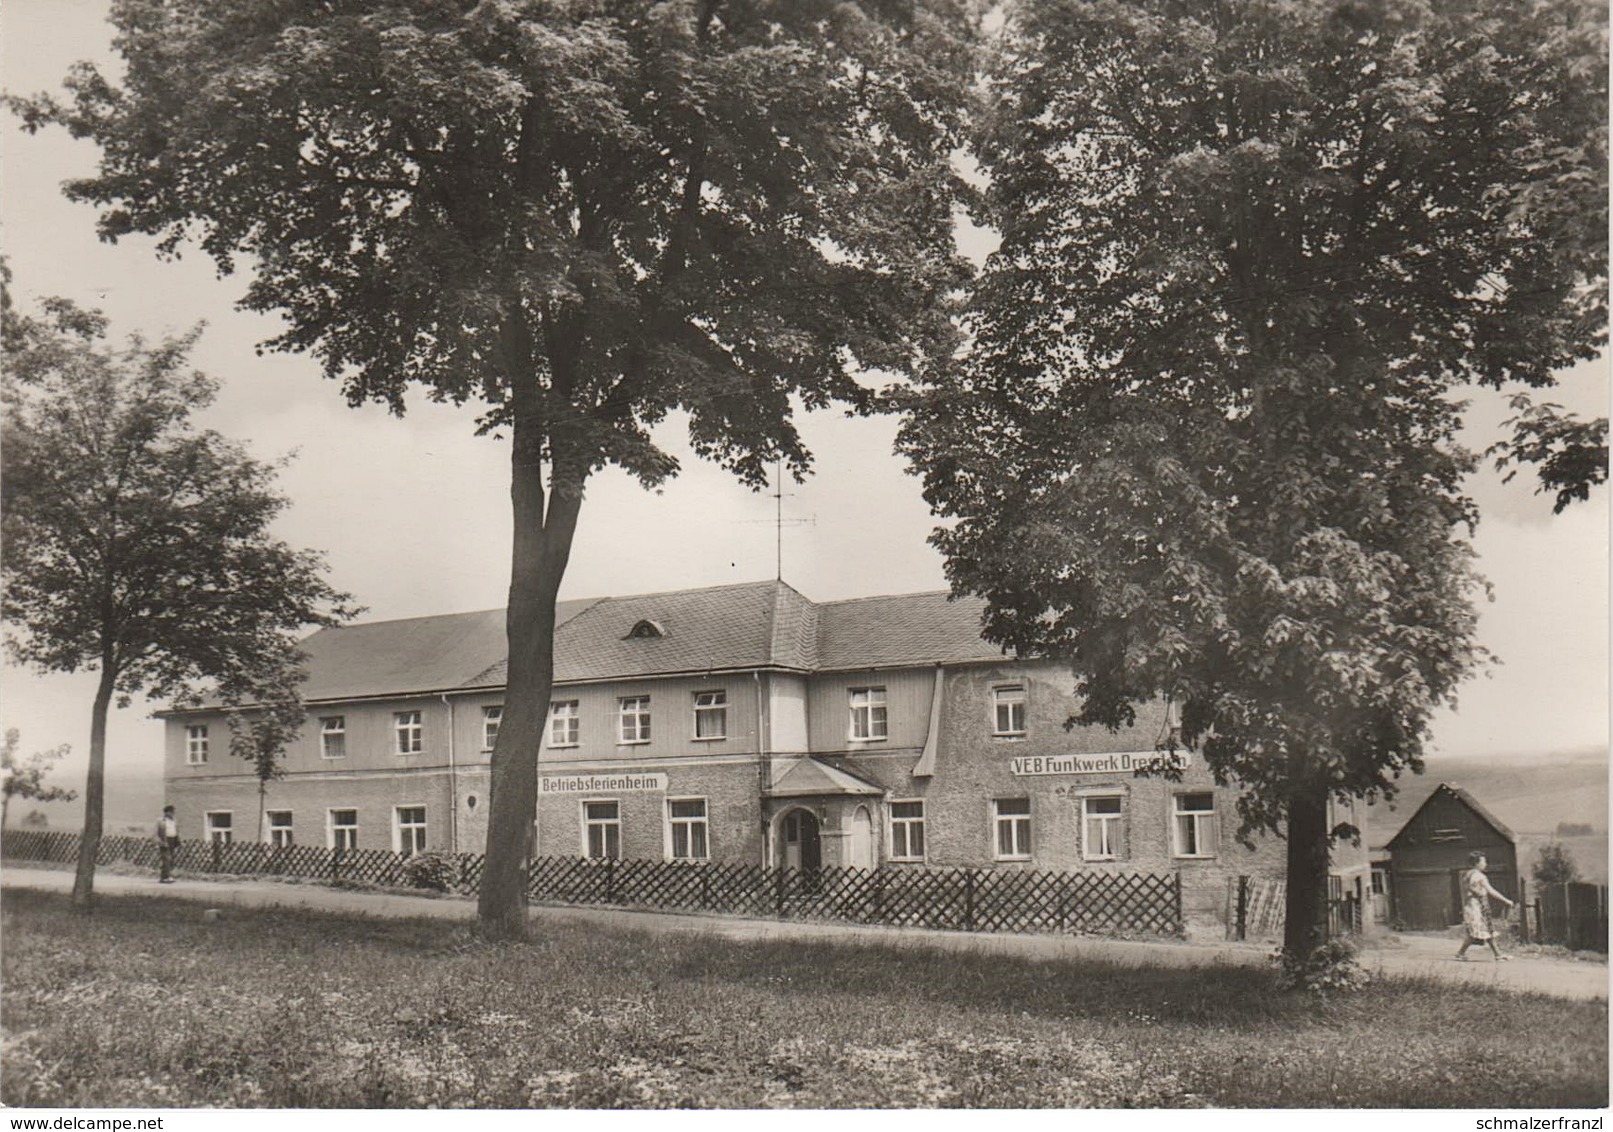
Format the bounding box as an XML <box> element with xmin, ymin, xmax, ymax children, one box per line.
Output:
<box><xmin>1</xmin><ymin>295</ymin><xmax>355</xmax><ymax>745</ymax></box>
<box><xmin>901</xmin><ymin>0</ymin><xmax>1608</xmax><ymax>839</ymax></box>
<box><xmin>18</xmin><ymin>0</ymin><xmax>978</xmax><ymax>487</ymax></box>
<box><xmin>1</xmin><ymin>729</ymin><xmax>77</xmax><ymax>811</ymax></box>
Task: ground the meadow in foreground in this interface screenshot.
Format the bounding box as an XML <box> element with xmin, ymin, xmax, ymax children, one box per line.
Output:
<box><xmin>2</xmin><ymin>889</ymin><xmax>1604</xmax><ymax>1108</ymax></box>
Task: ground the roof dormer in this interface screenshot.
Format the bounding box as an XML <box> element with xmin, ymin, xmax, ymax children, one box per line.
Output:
<box><xmin>626</xmin><ymin>619</ymin><xmax>666</xmax><ymax>640</ymax></box>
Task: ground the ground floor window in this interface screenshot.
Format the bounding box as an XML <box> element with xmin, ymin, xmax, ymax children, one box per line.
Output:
<box><xmin>1173</xmin><ymin>792</ymin><xmax>1217</xmax><ymax>858</ymax></box>
<box><xmin>667</xmin><ymin>798</ymin><xmax>709</xmax><ymax>860</ymax></box>
<box><xmin>889</xmin><ymin>800</ymin><xmax>925</xmax><ymax>861</ymax></box>
<box><xmin>205</xmin><ymin>811</ymin><xmax>232</xmax><ymax>845</ymax></box>
<box><xmin>584</xmin><ymin>800</ymin><xmax>621</xmax><ymax>859</ymax></box>
<box><xmin>395</xmin><ymin>806</ymin><xmax>427</xmax><ymax>855</ymax></box>
<box><xmin>267</xmin><ymin>810</ymin><xmax>294</xmax><ymax>848</ymax></box>
<box><xmin>993</xmin><ymin>798</ymin><xmax>1031</xmax><ymax>860</ymax></box>
<box><xmin>329</xmin><ymin>808</ymin><xmax>359</xmax><ymax>851</ymax></box>
<box><xmin>1082</xmin><ymin>796</ymin><xmax>1124</xmax><ymax>861</ymax></box>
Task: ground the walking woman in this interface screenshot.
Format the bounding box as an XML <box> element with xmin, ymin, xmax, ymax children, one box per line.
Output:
<box><xmin>1456</xmin><ymin>850</ymin><xmax>1514</xmax><ymax>961</ymax></box>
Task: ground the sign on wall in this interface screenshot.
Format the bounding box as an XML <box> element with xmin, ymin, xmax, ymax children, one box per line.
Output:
<box><xmin>540</xmin><ymin>773</ymin><xmax>668</xmax><ymax>794</ymax></box>
<box><xmin>1010</xmin><ymin>751</ymin><xmax>1190</xmax><ymax>777</ymax></box>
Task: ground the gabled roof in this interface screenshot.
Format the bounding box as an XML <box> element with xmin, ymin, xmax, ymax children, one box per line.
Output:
<box><xmin>1385</xmin><ymin>783</ymin><xmax>1517</xmax><ymax>848</ymax></box>
<box><xmin>765</xmin><ymin>757</ymin><xmax>885</xmax><ymax>798</ymax></box>
<box><xmin>281</xmin><ymin>579</ymin><xmax>1004</xmax><ymax>705</ymax></box>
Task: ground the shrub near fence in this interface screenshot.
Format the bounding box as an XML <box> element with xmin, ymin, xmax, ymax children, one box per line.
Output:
<box><xmin>1</xmin><ymin>828</ymin><xmax>1185</xmax><ymax>938</ymax></box>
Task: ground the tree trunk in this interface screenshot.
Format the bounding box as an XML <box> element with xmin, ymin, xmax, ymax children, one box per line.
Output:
<box><xmin>476</xmin><ymin>404</ymin><xmax>586</xmax><ymax>940</ymax></box>
<box><xmin>1282</xmin><ymin>781</ymin><xmax>1332</xmax><ymax>959</ymax></box>
<box><xmin>72</xmin><ymin>662</ymin><xmax>117</xmax><ymax>908</ymax></box>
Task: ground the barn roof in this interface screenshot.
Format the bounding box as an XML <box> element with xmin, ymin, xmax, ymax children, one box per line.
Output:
<box><xmin>1385</xmin><ymin>782</ymin><xmax>1517</xmax><ymax>849</ymax></box>
<box><xmin>267</xmin><ymin>579</ymin><xmax>1004</xmax><ymax>705</ymax></box>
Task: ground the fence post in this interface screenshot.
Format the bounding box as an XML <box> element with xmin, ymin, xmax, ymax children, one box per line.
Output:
<box><xmin>1517</xmin><ymin>877</ymin><xmax>1530</xmax><ymax>944</ymax></box>
<box><xmin>775</xmin><ymin>868</ymin><xmax>788</xmax><ymax>917</ymax></box>
<box><xmin>210</xmin><ymin>839</ymin><xmax>222</xmax><ymax>873</ymax></box>
<box><xmin>605</xmin><ymin>857</ymin><xmax>617</xmax><ymax>904</ymax></box>
<box><xmin>963</xmin><ymin>870</ymin><xmax>977</xmax><ymax>932</ymax></box>
<box><xmin>1236</xmin><ymin>876</ymin><xmax>1249</xmax><ymax>941</ymax></box>
<box><xmin>1174</xmin><ymin>871</ymin><xmax>1185</xmax><ymax>936</ymax></box>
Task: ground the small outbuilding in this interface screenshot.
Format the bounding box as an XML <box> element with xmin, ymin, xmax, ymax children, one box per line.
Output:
<box><xmin>1384</xmin><ymin>783</ymin><xmax>1518</xmax><ymax>931</ymax></box>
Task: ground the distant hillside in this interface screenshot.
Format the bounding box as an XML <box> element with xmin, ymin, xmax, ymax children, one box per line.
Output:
<box><xmin>3</xmin><ymin>764</ymin><xmax>163</xmax><ymax>836</ymax></box>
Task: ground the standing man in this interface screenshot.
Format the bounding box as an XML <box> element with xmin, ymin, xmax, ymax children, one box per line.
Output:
<box><xmin>156</xmin><ymin>804</ymin><xmax>179</xmax><ymax>883</ymax></box>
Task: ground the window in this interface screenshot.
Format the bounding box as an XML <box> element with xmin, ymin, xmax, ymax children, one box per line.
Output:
<box><xmin>618</xmin><ymin>697</ymin><xmax>651</xmax><ymax>744</ymax></box>
<box><xmin>1173</xmin><ymin>793</ymin><xmax>1217</xmax><ymax>858</ymax></box>
<box><xmin>993</xmin><ymin>798</ymin><xmax>1031</xmax><ymax>860</ymax></box>
<box><xmin>186</xmin><ymin>725</ymin><xmax>209</xmax><ymax>765</ymax></box>
<box><xmin>329</xmin><ymin>809</ymin><xmax>359</xmax><ymax>851</ymax></box>
<box><xmin>205</xmin><ymin>811</ymin><xmax>232</xmax><ymax>845</ymax></box>
<box><xmin>849</xmin><ymin>687</ymin><xmax>888</xmax><ymax>741</ymax></box>
<box><xmin>1082</xmin><ymin>796</ymin><xmax>1124</xmax><ymax>861</ymax></box>
<box><xmin>319</xmin><ymin>716</ymin><xmax>346</xmax><ymax>760</ymax></box>
<box><xmin>889</xmin><ymin>800</ymin><xmax>926</xmax><ymax>861</ymax></box>
<box><xmin>267</xmin><ymin>811</ymin><xmax>294</xmax><ymax>848</ymax></box>
<box><xmin>549</xmin><ymin>700</ymin><xmax>580</xmax><ymax>747</ymax></box>
<box><xmin>483</xmin><ymin>705</ymin><xmax>503</xmax><ymax>751</ymax></box>
<box><xmin>693</xmin><ymin>691</ymin><xmax>727</xmax><ymax>740</ymax></box>
<box><xmin>394</xmin><ymin>710</ymin><xmax>423</xmax><ymax>754</ymax></box>
<box><xmin>1431</xmin><ymin>827</ymin><xmax>1465</xmax><ymax>843</ymax></box>
<box><xmin>395</xmin><ymin>806</ymin><xmax>427</xmax><ymax>856</ymax></box>
<box><xmin>992</xmin><ymin>685</ymin><xmax>1027</xmax><ymax>736</ymax></box>
<box><xmin>668</xmin><ymin>798</ymin><xmax>709</xmax><ymax>860</ymax></box>
<box><xmin>584</xmin><ymin>801</ymin><xmax>621</xmax><ymax>859</ymax></box>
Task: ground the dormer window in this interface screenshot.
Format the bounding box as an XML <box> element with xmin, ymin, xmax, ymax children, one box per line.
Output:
<box><xmin>626</xmin><ymin>619</ymin><xmax>665</xmax><ymax>640</ymax></box>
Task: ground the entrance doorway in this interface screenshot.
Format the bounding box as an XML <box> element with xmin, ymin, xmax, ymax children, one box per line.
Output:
<box><xmin>780</xmin><ymin>808</ymin><xmax>821</xmax><ymax>872</ymax></box>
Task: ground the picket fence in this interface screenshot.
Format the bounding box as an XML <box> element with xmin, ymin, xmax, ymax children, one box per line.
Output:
<box><xmin>1</xmin><ymin>828</ymin><xmax>1184</xmax><ymax>938</ymax></box>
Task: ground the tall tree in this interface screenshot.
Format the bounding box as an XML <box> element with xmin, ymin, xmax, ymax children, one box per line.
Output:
<box><xmin>15</xmin><ymin>0</ymin><xmax>977</xmax><ymax>936</ymax></box>
<box><xmin>1</xmin><ymin>729</ymin><xmax>77</xmax><ymax>831</ymax></box>
<box><xmin>2</xmin><ymin>295</ymin><xmax>353</xmax><ymax>907</ymax></box>
<box><xmin>901</xmin><ymin>0</ymin><xmax>1606</xmax><ymax>964</ymax></box>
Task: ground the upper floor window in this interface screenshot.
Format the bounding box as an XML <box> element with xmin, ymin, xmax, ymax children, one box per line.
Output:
<box><xmin>889</xmin><ymin>800</ymin><xmax>926</xmax><ymax>861</ymax></box>
<box><xmin>693</xmin><ymin>691</ymin><xmax>727</xmax><ymax>740</ymax></box>
<box><xmin>992</xmin><ymin>685</ymin><xmax>1027</xmax><ymax>737</ymax></box>
<box><xmin>667</xmin><ymin>798</ymin><xmax>709</xmax><ymax>860</ymax></box>
<box><xmin>483</xmin><ymin>705</ymin><xmax>503</xmax><ymax>751</ymax></box>
<box><xmin>849</xmin><ymin>687</ymin><xmax>888</xmax><ymax>741</ymax></box>
<box><xmin>186</xmin><ymin>725</ymin><xmax>209</xmax><ymax>765</ymax></box>
<box><xmin>205</xmin><ymin>811</ymin><xmax>232</xmax><ymax>845</ymax></box>
<box><xmin>319</xmin><ymin>716</ymin><xmax>346</xmax><ymax>760</ymax></box>
<box><xmin>1173</xmin><ymin>793</ymin><xmax>1217</xmax><ymax>858</ymax></box>
<box><xmin>267</xmin><ymin>810</ymin><xmax>294</xmax><ymax>849</ymax></box>
<box><xmin>1082</xmin><ymin>796</ymin><xmax>1124</xmax><ymax>861</ymax></box>
<box><xmin>993</xmin><ymin>798</ymin><xmax>1032</xmax><ymax>860</ymax></box>
<box><xmin>394</xmin><ymin>710</ymin><xmax>423</xmax><ymax>755</ymax></box>
<box><xmin>550</xmin><ymin>700</ymin><xmax>580</xmax><ymax>747</ymax></box>
<box><xmin>395</xmin><ymin>805</ymin><xmax>427</xmax><ymax>856</ymax></box>
<box><xmin>618</xmin><ymin>697</ymin><xmax>651</xmax><ymax>744</ymax></box>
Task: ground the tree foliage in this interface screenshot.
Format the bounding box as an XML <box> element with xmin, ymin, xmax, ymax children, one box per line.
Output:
<box><xmin>1532</xmin><ymin>842</ymin><xmax>1581</xmax><ymax>887</ymax></box>
<box><xmin>16</xmin><ymin>0</ymin><xmax>979</xmax><ymax>934</ymax></box>
<box><xmin>2</xmin><ymin>292</ymin><xmax>353</xmax><ymax>903</ymax></box>
<box><xmin>1</xmin><ymin>729</ymin><xmax>76</xmax><ymax>829</ymax></box>
<box><xmin>900</xmin><ymin>0</ymin><xmax>1606</xmax><ymax>958</ymax></box>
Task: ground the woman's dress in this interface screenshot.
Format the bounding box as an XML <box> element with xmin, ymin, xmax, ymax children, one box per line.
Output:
<box><xmin>1462</xmin><ymin>868</ymin><xmax>1495</xmax><ymax>940</ymax></box>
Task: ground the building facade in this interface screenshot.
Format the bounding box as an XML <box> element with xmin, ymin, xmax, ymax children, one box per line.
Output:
<box><xmin>1384</xmin><ymin>783</ymin><xmax>1519</xmax><ymax>931</ymax></box>
<box><xmin>162</xmin><ymin>579</ymin><xmax>1366</xmax><ymax>933</ymax></box>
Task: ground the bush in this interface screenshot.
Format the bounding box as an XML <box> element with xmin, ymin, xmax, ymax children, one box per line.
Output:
<box><xmin>401</xmin><ymin>852</ymin><xmax>456</xmax><ymax>893</ymax></box>
<box><xmin>1275</xmin><ymin>938</ymin><xmax>1370</xmax><ymax>997</ymax></box>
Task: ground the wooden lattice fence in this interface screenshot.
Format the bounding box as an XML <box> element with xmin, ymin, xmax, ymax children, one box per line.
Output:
<box><xmin>3</xmin><ymin>829</ymin><xmax>1184</xmax><ymax>937</ymax></box>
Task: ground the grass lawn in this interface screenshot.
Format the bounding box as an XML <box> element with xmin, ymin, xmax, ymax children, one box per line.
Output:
<box><xmin>2</xmin><ymin>889</ymin><xmax>1605</xmax><ymax>1109</ymax></box>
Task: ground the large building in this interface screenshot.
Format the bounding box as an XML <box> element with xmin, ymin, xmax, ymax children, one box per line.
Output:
<box><xmin>162</xmin><ymin>579</ymin><xmax>1366</xmax><ymax>932</ymax></box>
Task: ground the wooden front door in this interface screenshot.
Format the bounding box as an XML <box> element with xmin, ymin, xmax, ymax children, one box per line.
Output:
<box><xmin>781</xmin><ymin>809</ymin><xmax>821</xmax><ymax>872</ymax></box>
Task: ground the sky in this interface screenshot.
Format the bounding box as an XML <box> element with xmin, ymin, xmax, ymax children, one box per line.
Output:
<box><xmin>2</xmin><ymin>0</ymin><xmax>1607</xmax><ymax>827</ymax></box>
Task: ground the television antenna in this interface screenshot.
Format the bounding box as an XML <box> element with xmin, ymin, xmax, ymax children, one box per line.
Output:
<box><xmin>738</xmin><ymin>458</ymin><xmax>815</xmax><ymax>581</ymax></box>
